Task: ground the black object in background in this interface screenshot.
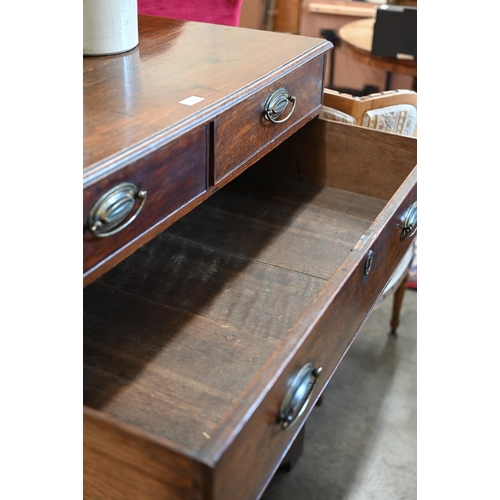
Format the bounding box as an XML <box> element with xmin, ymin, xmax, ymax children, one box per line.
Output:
<box><xmin>371</xmin><ymin>5</ymin><xmax>417</xmax><ymax>60</ymax></box>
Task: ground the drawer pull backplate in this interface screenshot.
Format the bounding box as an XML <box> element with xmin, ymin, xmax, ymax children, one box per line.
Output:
<box><xmin>278</xmin><ymin>363</ymin><xmax>322</xmax><ymax>430</ymax></box>
<box><xmin>88</xmin><ymin>182</ymin><xmax>147</xmax><ymax>238</ymax></box>
<box><xmin>264</xmin><ymin>88</ymin><xmax>297</xmax><ymax>124</ymax></box>
<box><xmin>402</xmin><ymin>201</ymin><xmax>417</xmax><ymax>239</ymax></box>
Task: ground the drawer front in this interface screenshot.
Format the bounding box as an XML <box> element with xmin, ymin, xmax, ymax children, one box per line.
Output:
<box><xmin>84</xmin><ymin>408</ymin><xmax>209</xmax><ymax>500</ymax></box>
<box><xmin>83</xmin><ymin>127</ymin><xmax>208</xmax><ymax>283</ymax></box>
<box><xmin>211</xmin><ymin>174</ymin><xmax>417</xmax><ymax>500</ymax></box>
<box><xmin>213</xmin><ymin>55</ymin><xmax>325</xmax><ymax>185</ymax></box>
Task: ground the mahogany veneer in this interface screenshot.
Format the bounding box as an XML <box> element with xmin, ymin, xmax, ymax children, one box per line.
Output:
<box><xmin>84</xmin><ymin>16</ymin><xmax>331</xmax><ymax>285</ymax></box>
<box><xmin>83</xmin><ymin>15</ymin><xmax>416</xmax><ymax>500</ymax></box>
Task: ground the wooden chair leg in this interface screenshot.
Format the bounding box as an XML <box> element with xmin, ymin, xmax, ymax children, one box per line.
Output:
<box><xmin>390</xmin><ymin>272</ymin><xmax>409</xmax><ymax>335</ymax></box>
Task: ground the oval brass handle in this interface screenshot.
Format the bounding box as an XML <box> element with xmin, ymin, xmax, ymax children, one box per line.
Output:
<box><xmin>402</xmin><ymin>201</ymin><xmax>417</xmax><ymax>240</ymax></box>
<box><xmin>264</xmin><ymin>88</ymin><xmax>297</xmax><ymax>124</ymax></box>
<box><xmin>278</xmin><ymin>363</ymin><xmax>322</xmax><ymax>430</ymax></box>
<box><xmin>87</xmin><ymin>182</ymin><xmax>147</xmax><ymax>238</ymax></box>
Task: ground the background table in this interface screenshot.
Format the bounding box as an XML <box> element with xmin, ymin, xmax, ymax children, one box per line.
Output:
<box><xmin>338</xmin><ymin>18</ymin><xmax>417</xmax><ymax>90</ymax></box>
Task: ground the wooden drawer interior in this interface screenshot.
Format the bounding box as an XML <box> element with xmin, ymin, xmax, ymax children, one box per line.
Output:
<box><xmin>83</xmin><ymin>119</ymin><xmax>417</xmax><ymax>499</ymax></box>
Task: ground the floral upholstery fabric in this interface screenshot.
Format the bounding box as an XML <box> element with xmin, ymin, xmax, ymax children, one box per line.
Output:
<box><xmin>320</xmin><ymin>106</ymin><xmax>357</xmax><ymax>125</ymax></box>
<box><xmin>361</xmin><ymin>104</ymin><xmax>417</xmax><ymax>136</ymax></box>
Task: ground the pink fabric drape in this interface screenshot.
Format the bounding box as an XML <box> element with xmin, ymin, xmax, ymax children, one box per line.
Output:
<box><xmin>138</xmin><ymin>0</ymin><xmax>244</xmax><ymax>26</ymax></box>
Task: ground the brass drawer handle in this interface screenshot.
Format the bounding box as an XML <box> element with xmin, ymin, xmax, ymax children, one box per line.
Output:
<box><xmin>264</xmin><ymin>88</ymin><xmax>297</xmax><ymax>124</ymax></box>
<box><xmin>87</xmin><ymin>182</ymin><xmax>147</xmax><ymax>238</ymax></box>
<box><xmin>278</xmin><ymin>363</ymin><xmax>322</xmax><ymax>430</ymax></box>
<box><xmin>402</xmin><ymin>201</ymin><xmax>417</xmax><ymax>240</ymax></box>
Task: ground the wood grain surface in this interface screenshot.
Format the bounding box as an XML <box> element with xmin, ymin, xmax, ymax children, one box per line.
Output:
<box><xmin>254</xmin><ymin>117</ymin><xmax>417</xmax><ymax>200</ymax></box>
<box><xmin>166</xmin><ymin>168</ymin><xmax>385</xmax><ymax>279</ymax></box>
<box><xmin>210</xmin><ymin>171</ymin><xmax>416</xmax><ymax>499</ymax></box>
<box><xmin>84</xmin><ymin>16</ymin><xmax>331</xmax><ymax>185</ymax></box>
<box><xmin>83</xmin><ymin>126</ymin><xmax>208</xmax><ymax>283</ymax></box>
<box><xmin>84</xmin><ymin>16</ymin><xmax>331</xmax><ymax>286</ymax></box>
<box><xmin>84</xmin><ymin>148</ymin><xmax>416</xmax><ymax>500</ymax></box>
<box><xmin>213</xmin><ymin>55</ymin><xmax>325</xmax><ymax>183</ymax></box>
<box><xmin>84</xmin><ymin>166</ymin><xmax>384</xmax><ymax>450</ymax></box>
<box><xmin>84</xmin><ymin>167</ymin><xmax>415</xmax><ymax>499</ymax></box>
<box><xmin>84</xmin><ymin>408</ymin><xmax>210</xmax><ymax>500</ymax></box>
<box><xmin>84</xmin><ymin>115</ymin><xmax>416</xmax><ymax>498</ymax></box>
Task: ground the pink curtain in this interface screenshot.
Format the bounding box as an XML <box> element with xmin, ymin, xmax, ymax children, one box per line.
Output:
<box><xmin>138</xmin><ymin>0</ymin><xmax>244</xmax><ymax>26</ymax></box>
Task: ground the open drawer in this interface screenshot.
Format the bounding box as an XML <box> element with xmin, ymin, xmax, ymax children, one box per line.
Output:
<box><xmin>83</xmin><ymin>119</ymin><xmax>417</xmax><ymax>500</ymax></box>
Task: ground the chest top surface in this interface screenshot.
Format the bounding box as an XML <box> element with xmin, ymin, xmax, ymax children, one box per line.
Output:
<box><xmin>83</xmin><ymin>15</ymin><xmax>330</xmax><ymax>186</ymax></box>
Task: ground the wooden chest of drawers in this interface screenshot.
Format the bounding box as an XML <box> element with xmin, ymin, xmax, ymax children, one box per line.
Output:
<box><xmin>83</xmin><ymin>15</ymin><xmax>416</xmax><ymax>500</ymax></box>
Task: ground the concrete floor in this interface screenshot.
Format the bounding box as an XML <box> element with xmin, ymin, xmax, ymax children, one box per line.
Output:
<box><xmin>261</xmin><ymin>289</ymin><xmax>417</xmax><ymax>500</ymax></box>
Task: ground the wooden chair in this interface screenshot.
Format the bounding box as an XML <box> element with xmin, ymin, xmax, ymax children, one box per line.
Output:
<box><xmin>321</xmin><ymin>88</ymin><xmax>417</xmax><ymax>137</ymax></box>
<box><xmin>320</xmin><ymin>88</ymin><xmax>417</xmax><ymax>334</ymax></box>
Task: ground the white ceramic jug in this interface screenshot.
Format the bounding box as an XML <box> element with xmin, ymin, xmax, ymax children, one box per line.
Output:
<box><xmin>83</xmin><ymin>0</ymin><xmax>139</xmax><ymax>56</ymax></box>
